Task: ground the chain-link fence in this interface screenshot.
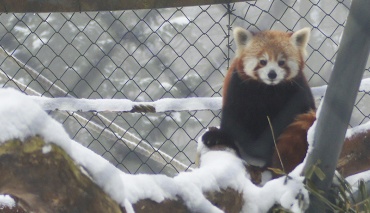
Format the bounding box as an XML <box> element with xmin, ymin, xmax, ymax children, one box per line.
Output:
<box><xmin>0</xmin><ymin>0</ymin><xmax>369</xmax><ymax>176</ymax></box>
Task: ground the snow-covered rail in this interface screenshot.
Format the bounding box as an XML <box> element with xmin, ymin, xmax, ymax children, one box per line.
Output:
<box><xmin>24</xmin><ymin>78</ymin><xmax>370</xmax><ymax>113</ymax></box>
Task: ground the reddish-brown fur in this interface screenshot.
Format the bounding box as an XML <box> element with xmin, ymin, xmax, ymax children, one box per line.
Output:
<box><xmin>221</xmin><ymin>64</ymin><xmax>315</xmax><ymax>163</ymax></box>
<box><xmin>271</xmin><ymin>110</ymin><xmax>316</xmax><ymax>175</ymax></box>
<box><xmin>202</xmin><ymin>28</ymin><xmax>316</xmax><ymax>177</ymax></box>
<box><xmin>222</xmin><ymin>58</ymin><xmax>245</xmax><ymax>105</ymax></box>
<box><xmin>220</xmin><ymin>29</ymin><xmax>316</xmax><ymax>169</ymax></box>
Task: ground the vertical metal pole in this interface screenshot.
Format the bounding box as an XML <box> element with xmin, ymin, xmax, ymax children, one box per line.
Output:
<box><xmin>302</xmin><ymin>0</ymin><xmax>370</xmax><ymax>212</ymax></box>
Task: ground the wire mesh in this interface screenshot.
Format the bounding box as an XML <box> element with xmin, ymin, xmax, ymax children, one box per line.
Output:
<box><xmin>0</xmin><ymin>0</ymin><xmax>369</xmax><ymax>176</ymax></box>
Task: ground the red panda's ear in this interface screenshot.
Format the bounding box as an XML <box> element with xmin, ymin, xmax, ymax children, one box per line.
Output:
<box><xmin>233</xmin><ymin>27</ymin><xmax>253</xmax><ymax>55</ymax></box>
<box><xmin>291</xmin><ymin>27</ymin><xmax>310</xmax><ymax>53</ymax></box>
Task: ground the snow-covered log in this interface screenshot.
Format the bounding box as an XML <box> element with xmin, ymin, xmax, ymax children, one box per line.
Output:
<box><xmin>1</xmin><ymin>88</ymin><xmax>370</xmax><ymax>213</ymax></box>
<box><xmin>0</xmin><ymin>135</ymin><xmax>307</xmax><ymax>213</ymax></box>
<box><xmin>0</xmin><ymin>136</ymin><xmax>243</xmax><ymax>213</ymax></box>
<box><xmin>0</xmin><ymin>88</ymin><xmax>310</xmax><ymax>213</ymax></box>
<box><xmin>0</xmin><ymin>136</ymin><xmax>244</xmax><ymax>212</ymax></box>
<box><xmin>0</xmin><ymin>137</ymin><xmax>122</xmax><ymax>213</ymax></box>
<box><xmin>338</xmin><ymin>123</ymin><xmax>370</xmax><ymax>177</ymax></box>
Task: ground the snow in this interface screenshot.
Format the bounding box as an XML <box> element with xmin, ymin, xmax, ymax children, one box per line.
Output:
<box><xmin>310</xmin><ymin>78</ymin><xmax>370</xmax><ymax>99</ymax></box>
<box><xmin>292</xmin><ymin>100</ymin><xmax>370</xmax><ymax>199</ymax></box>
<box><xmin>42</xmin><ymin>144</ymin><xmax>52</xmax><ymax>154</ymax></box>
<box><xmin>345</xmin><ymin>120</ymin><xmax>370</xmax><ymax>139</ymax></box>
<box><xmin>2</xmin><ymin>79</ymin><xmax>370</xmax><ymax>212</ymax></box>
<box><xmin>304</xmin><ymin>95</ymin><xmax>370</xmax><ymax>163</ymax></box>
<box><xmin>21</xmin><ymin>78</ymin><xmax>369</xmax><ymax>114</ymax></box>
<box><xmin>154</xmin><ymin>97</ymin><xmax>222</xmax><ymax>112</ymax></box>
<box><xmin>0</xmin><ymin>87</ymin><xmax>311</xmax><ymax>212</ymax></box>
<box><xmin>0</xmin><ymin>195</ymin><xmax>15</xmax><ymax>208</ymax></box>
<box><xmin>30</xmin><ymin>96</ymin><xmax>222</xmax><ymax>113</ymax></box>
<box><xmin>30</xmin><ymin>96</ymin><xmax>134</xmax><ymax>112</ymax></box>
<box><xmin>190</xmin><ymin>137</ymin><xmax>310</xmax><ymax>213</ymax></box>
<box><xmin>17</xmin><ymin>78</ymin><xmax>369</xmax><ymax>113</ymax></box>
<box><xmin>346</xmin><ymin>170</ymin><xmax>370</xmax><ymax>186</ymax></box>
<box><xmin>305</xmin><ymin>100</ymin><xmax>323</xmax><ymax>157</ymax></box>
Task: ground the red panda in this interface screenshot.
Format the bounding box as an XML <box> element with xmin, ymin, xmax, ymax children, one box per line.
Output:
<box><xmin>202</xmin><ymin>27</ymin><xmax>316</xmax><ymax>174</ymax></box>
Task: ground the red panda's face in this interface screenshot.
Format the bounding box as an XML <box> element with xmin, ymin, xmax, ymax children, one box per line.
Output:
<box><xmin>243</xmin><ymin>51</ymin><xmax>298</xmax><ymax>85</ymax></box>
<box><xmin>233</xmin><ymin>27</ymin><xmax>310</xmax><ymax>85</ymax></box>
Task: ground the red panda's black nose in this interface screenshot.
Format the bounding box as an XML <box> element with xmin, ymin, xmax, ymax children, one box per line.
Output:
<box><xmin>268</xmin><ymin>70</ymin><xmax>277</xmax><ymax>80</ymax></box>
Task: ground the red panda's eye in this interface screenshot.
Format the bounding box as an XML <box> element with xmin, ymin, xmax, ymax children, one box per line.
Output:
<box><xmin>278</xmin><ymin>60</ymin><xmax>285</xmax><ymax>66</ymax></box>
<box><xmin>259</xmin><ymin>60</ymin><xmax>267</xmax><ymax>66</ymax></box>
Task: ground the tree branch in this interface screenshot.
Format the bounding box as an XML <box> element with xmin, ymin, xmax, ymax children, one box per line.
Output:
<box><xmin>0</xmin><ymin>137</ymin><xmax>123</xmax><ymax>213</ymax></box>
<box><xmin>338</xmin><ymin>129</ymin><xmax>370</xmax><ymax>178</ymax></box>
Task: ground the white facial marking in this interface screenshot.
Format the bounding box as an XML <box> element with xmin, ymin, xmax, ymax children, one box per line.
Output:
<box><xmin>243</xmin><ymin>57</ymin><xmax>258</xmax><ymax>79</ymax></box>
<box><xmin>286</xmin><ymin>59</ymin><xmax>299</xmax><ymax>79</ymax></box>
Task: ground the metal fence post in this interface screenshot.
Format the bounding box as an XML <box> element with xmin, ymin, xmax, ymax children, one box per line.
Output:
<box><xmin>302</xmin><ymin>0</ymin><xmax>370</xmax><ymax>212</ymax></box>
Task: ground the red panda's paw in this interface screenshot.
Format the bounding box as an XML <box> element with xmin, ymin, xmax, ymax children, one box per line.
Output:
<box><xmin>201</xmin><ymin>127</ymin><xmax>238</xmax><ymax>152</ymax></box>
<box><xmin>196</xmin><ymin>127</ymin><xmax>238</xmax><ymax>167</ymax></box>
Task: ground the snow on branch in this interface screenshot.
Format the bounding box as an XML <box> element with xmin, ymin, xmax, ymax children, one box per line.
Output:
<box><xmin>311</xmin><ymin>78</ymin><xmax>370</xmax><ymax>98</ymax></box>
<box><xmin>0</xmin><ymin>88</ymin><xmax>311</xmax><ymax>213</ymax></box>
<box><xmin>30</xmin><ymin>96</ymin><xmax>223</xmax><ymax>113</ymax></box>
<box><xmin>24</xmin><ymin>78</ymin><xmax>370</xmax><ymax>113</ymax></box>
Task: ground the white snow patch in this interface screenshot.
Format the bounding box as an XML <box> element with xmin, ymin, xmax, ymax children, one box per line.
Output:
<box><xmin>30</xmin><ymin>96</ymin><xmax>134</xmax><ymax>112</ymax></box>
<box><xmin>346</xmin><ymin>170</ymin><xmax>370</xmax><ymax>196</ymax></box>
<box><xmin>29</xmin><ymin>96</ymin><xmax>222</xmax><ymax>113</ymax></box>
<box><xmin>304</xmin><ymin>106</ymin><xmax>321</xmax><ymax>160</ymax></box>
<box><xmin>42</xmin><ymin>144</ymin><xmax>52</xmax><ymax>154</ymax></box>
<box><xmin>0</xmin><ymin>88</ymin><xmax>66</xmax><ymax>142</ymax></box>
<box><xmin>197</xmin><ymin>132</ymin><xmax>309</xmax><ymax>213</ymax></box>
<box><xmin>154</xmin><ymin>97</ymin><xmax>222</xmax><ymax>112</ymax></box>
<box><xmin>310</xmin><ymin>78</ymin><xmax>370</xmax><ymax>98</ymax></box>
<box><xmin>0</xmin><ymin>195</ymin><xmax>15</xmax><ymax>208</ymax></box>
<box><xmin>345</xmin><ymin>120</ymin><xmax>370</xmax><ymax>139</ymax></box>
<box><xmin>346</xmin><ymin>170</ymin><xmax>370</xmax><ymax>187</ymax></box>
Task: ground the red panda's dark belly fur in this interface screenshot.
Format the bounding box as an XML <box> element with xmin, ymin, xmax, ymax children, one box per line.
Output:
<box><xmin>220</xmin><ymin>69</ymin><xmax>315</xmax><ymax>163</ymax></box>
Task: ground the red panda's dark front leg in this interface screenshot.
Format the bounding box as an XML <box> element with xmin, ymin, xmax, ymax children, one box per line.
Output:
<box><xmin>271</xmin><ymin>110</ymin><xmax>316</xmax><ymax>175</ymax></box>
<box><xmin>201</xmin><ymin>127</ymin><xmax>240</xmax><ymax>154</ymax></box>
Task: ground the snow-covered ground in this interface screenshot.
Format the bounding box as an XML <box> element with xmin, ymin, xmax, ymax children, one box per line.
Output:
<box><xmin>1</xmin><ymin>87</ymin><xmax>370</xmax><ymax>212</ymax></box>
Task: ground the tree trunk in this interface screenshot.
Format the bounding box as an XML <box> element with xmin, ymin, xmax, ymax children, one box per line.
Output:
<box><xmin>0</xmin><ymin>136</ymin><xmax>244</xmax><ymax>213</ymax></box>
<box><xmin>0</xmin><ymin>137</ymin><xmax>123</xmax><ymax>213</ymax></box>
<box><xmin>338</xmin><ymin>130</ymin><xmax>370</xmax><ymax>178</ymax></box>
